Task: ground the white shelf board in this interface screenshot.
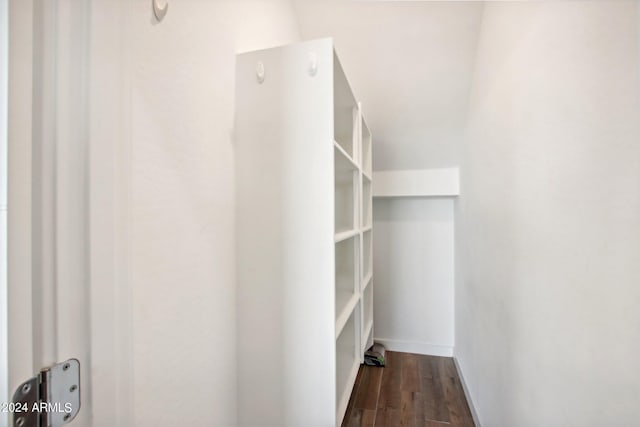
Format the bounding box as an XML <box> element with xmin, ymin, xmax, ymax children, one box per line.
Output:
<box><xmin>334</xmin><ymin>229</ymin><xmax>359</xmax><ymax>243</ymax></box>
<box><xmin>372</xmin><ymin>167</ymin><xmax>459</xmax><ymax>198</ymax></box>
<box><xmin>362</xmin><ymin>170</ymin><xmax>372</xmax><ymax>183</ymax></box>
<box><xmin>335</xmin><ymin>292</ymin><xmax>359</xmax><ymax>339</ymax></box>
<box><xmin>334</xmin><ymin>140</ymin><xmax>359</xmax><ymax>171</ymax></box>
<box><xmin>361</xmin><ymin>272</ymin><xmax>373</xmax><ymax>291</ymax></box>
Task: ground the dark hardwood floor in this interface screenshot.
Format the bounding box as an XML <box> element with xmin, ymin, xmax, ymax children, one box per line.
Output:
<box><xmin>341</xmin><ymin>351</ymin><xmax>475</xmax><ymax>427</ymax></box>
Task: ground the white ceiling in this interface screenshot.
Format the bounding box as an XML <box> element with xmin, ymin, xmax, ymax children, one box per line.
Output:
<box><xmin>292</xmin><ymin>1</ymin><xmax>484</xmax><ymax>170</ymax></box>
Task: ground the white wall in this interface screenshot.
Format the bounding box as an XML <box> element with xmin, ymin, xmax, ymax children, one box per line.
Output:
<box><xmin>293</xmin><ymin>0</ymin><xmax>483</xmax><ymax>170</ymax></box>
<box><xmin>456</xmin><ymin>2</ymin><xmax>640</xmax><ymax>426</ymax></box>
<box><xmin>373</xmin><ymin>198</ymin><xmax>454</xmax><ymax>356</ymax></box>
<box><xmin>89</xmin><ymin>1</ymin><xmax>300</xmax><ymax>426</ymax></box>
<box><xmin>128</xmin><ymin>3</ymin><xmax>299</xmax><ymax>426</ymax></box>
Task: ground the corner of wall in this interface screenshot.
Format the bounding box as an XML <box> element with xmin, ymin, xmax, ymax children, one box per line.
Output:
<box><xmin>453</xmin><ymin>355</ymin><xmax>481</xmax><ymax>427</ymax></box>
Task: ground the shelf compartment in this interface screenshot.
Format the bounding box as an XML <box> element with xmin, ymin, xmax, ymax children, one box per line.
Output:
<box><xmin>335</xmin><ymin>145</ymin><xmax>359</xmax><ymax>235</ymax></box>
<box><xmin>363</xmin><ymin>230</ymin><xmax>372</xmax><ymax>282</ymax></box>
<box><xmin>336</xmin><ymin>305</ymin><xmax>360</xmax><ymax>425</ymax></box>
<box><xmin>335</xmin><ymin>292</ymin><xmax>358</xmax><ymax>338</ymax></box>
<box><xmin>335</xmin><ymin>235</ymin><xmax>359</xmax><ymax>325</ymax></box>
<box><xmin>362</xmin><ymin>118</ymin><xmax>372</xmax><ymax>177</ymax></box>
<box><xmin>362</xmin><ymin>177</ymin><xmax>372</xmax><ymax>229</ymax></box>
<box><xmin>334</xmin><ymin>52</ymin><xmax>358</xmax><ymax>161</ymax></box>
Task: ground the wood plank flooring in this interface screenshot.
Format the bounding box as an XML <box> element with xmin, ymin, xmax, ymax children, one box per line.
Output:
<box><xmin>341</xmin><ymin>351</ymin><xmax>475</xmax><ymax>427</ymax></box>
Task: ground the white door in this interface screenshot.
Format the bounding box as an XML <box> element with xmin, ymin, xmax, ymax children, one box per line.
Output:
<box><xmin>5</xmin><ymin>1</ymin><xmax>130</xmax><ymax>426</ymax></box>
<box><xmin>6</xmin><ymin>1</ymin><xmax>145</xmax><ymax>426</ymax></box>
<box><xmin>5</xmin><ymin>1</ymin><xmax>243</xmax><ymax>426</ymax></box>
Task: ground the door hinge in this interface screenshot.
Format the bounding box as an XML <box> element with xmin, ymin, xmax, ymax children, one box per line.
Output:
<box><xmin>11</xmin><ymin>359</ymin><xmax>81</xmax><ymax>427</ymax></box>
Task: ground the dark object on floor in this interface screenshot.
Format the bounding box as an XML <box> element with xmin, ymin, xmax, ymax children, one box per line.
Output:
<box><xmin>364</xmin><ymin>343</ymin><xmax>386</xmax><ymax>367</ymax></box>
<box><xmin>342</xmin><ymin>351</ymin><xmax>475</xmax><ymax>427</ymax></box>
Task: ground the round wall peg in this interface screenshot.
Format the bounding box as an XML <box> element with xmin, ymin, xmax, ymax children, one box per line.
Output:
<box><xmin>256</xmin><ymin>62</ymin><xmax>265</xmax><ymax>84</ymax></box>
<box><xmin>308</xmin><ymin>52</ymin><xmax>318</xmax><ymax>77</ymax></box>
<box><xmin>152</xmin><ymin>0</ymin><xmax>168</xmax><ymax>22</ymax></box>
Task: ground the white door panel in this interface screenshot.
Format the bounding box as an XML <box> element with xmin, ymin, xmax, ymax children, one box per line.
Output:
<box><xmin>8</xmin><ymin>1</ymin><xmax>94</xmax><ymax>426</ymax></box>
<box><xmin>1</xmin><ymin>0</ymin><xmax>9</xmax><ymax>424</ymax></box>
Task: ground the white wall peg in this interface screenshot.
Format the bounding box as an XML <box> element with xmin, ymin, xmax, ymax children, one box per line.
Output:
<box><xmin>308</xmin><ymin>52</ymin><xmax>318</xmax><ymax>77</ymax></box>
<box><xmin>152</xmin><ymin>0</ymin><xmax>168</xmax><ymax>22</ymax></box>
<box><xmin>256</xmin><ymin>62</ymin><xmax>265</xmax><ymax>83</ymax></box>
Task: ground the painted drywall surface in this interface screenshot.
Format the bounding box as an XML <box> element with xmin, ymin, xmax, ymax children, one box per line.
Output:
<box><xmin>456</xmin><ymin>2</ymin><xmax>640</xmax><ymax>425</ymax></box>
<box><xmin>116</xmin><ymin>2</ymin><xmax>300</xmax><ymax>426</ymax></box>
<box><xmin>373</xmin><ymin>198</ymin><xmax>454</xmax><ymax>356</ymax></box>
<box><xmin>293</xmin><ymin>0</ymin><xmax>483</xmax><ymax>170</ymax></box>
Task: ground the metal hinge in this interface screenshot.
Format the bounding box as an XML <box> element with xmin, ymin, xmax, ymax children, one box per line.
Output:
<box><xmin>11</xmin><ymin>359</ymin><xmax>81</xmax><ymax>427</ymax></box>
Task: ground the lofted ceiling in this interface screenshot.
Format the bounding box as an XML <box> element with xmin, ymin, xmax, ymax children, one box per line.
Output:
<box><xmin>292</xmin><ymin>1</ymin><xmax>484</xmax><ymax>171</ymax></box>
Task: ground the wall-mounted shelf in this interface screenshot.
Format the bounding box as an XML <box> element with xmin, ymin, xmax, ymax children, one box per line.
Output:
<box><xmin>373</xmin><ymin>167</ymin><xmax>459</xmax><ymax>198</ymax></box>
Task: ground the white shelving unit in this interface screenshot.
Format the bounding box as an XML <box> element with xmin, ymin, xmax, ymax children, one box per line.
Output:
<box><xmin>235</xmin><ymin>38</ymin><xmax>373</xmax><ymax>427</ymax></box>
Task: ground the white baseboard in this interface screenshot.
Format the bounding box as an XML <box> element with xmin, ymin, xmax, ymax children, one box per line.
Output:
<box><xmin>374</xmin><ymin>338</ymin><xmax>453</xmax><ymax>357</ymax></box>
<box><xmin>453</xmin><ymin>356</ymin><xmax>482</xmax><ymax>427</ymax></box>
